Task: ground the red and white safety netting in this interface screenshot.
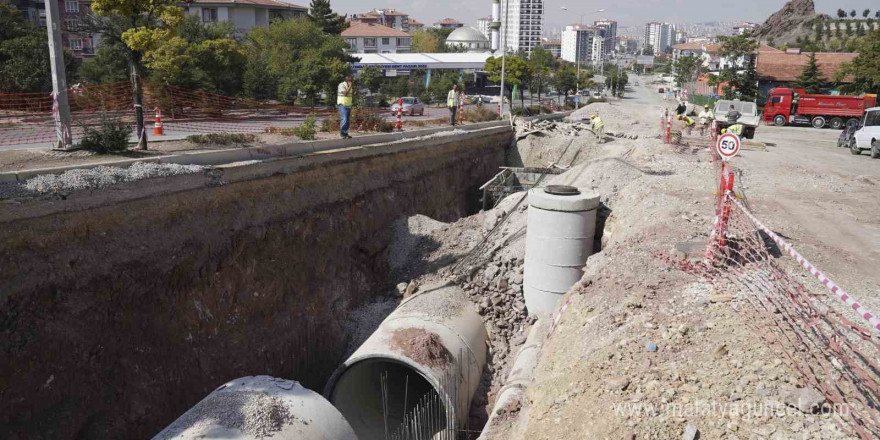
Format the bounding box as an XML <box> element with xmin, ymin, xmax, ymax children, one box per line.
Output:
<box><xmin>674</xmin><ymin>155</ymin><xmax>880</xmax><ymax>439</ymax></box>
<box><xmin>0</xmin><ymin>82</ymin><xmax>385</xmax><ymax>147</ymax></box>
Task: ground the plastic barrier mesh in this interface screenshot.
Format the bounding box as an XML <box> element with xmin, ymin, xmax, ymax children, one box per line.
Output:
<box><xmin>671</xmin><ymin>154</ymin><xmax>880</xmax><ymax>440</ymax></box>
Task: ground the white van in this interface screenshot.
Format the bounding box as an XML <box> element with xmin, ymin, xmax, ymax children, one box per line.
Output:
<box><xmin>852</xmin><ymin>107</ymin><xmax>880</xmax><ymax>158</ymax></box>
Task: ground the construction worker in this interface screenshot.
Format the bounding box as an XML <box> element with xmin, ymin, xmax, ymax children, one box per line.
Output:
<box><xmin>725</xmin><ymin>123</ymin><xmax>744</xmax><ymax>136</ymax></box>
<box><xmin>726</xmin><ymin>104</ymin><xmax>741</xmax><ymax>124</ymax></box>
<box><xmin>337</xmin><ymin>75</ymin><xmax>353</xmax><ymax>139</ymax></box>
<box><xmin>447</xmin><ymin>84</ymin><xmax>461</xmax><ymax>126</ymax></box>
<box><xmin>678</xmin><ymin>114</ymin><xmax>696</xmax><ymax>134</ymax></box>
<box><xmin>698</xmin><ymin>104</ymin><xmax>714</xmax><ymax>136</ymax></box>
<box><xmin>590</xmin><ymin>114</ymin><xmax>604</xmax><ymax>142</ymax></box>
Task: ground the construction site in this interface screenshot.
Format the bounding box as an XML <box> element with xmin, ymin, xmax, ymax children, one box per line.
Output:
<box><xmin>2</xmin><ymin>78</ymin><xmax>880</xmax><ymax>440</ymax></box>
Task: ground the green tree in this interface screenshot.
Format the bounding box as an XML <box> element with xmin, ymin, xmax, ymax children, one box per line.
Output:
<box><xmin>528</xmin><ymin>45</ymin><xmax>554</xmax><ymax>103</ymax></box>
<box><xmin>716</xmin><ymin>34</ymin><xmax>759</xmax><ymax>100</ymax></box>
<box><xmin>552</xmin><ymin>63</ymin><xmax>578</xmax><ymax>101</ymax></box>
<box><xmin>850</xmin><ymin>9</ymin><xmax>857</xmax><ymax>18</ymax></box>
<box><xmin>485</xmin><ymin>55</ymin><xmax>533</xmax><ymax>107</ymax></box>
<box><xmin>604</xmin><ymin>66</ymin><xmax>628</xmax><ymax>97</ymax></box>
<box><xmin>0</xmin><ymin>4</ymin><xmax>79</xmax><ymax>93</ymax></box>
<box><xmin>837</xmin><ymin>9</ymin><xmax>846</xmax><ymax>19</ymax></box>
<box><xmin>814</xmin><ymin>22</ymin><xmax>824</xmax><ymax>41</ymax></box>
<box><xmin>673</xmin><ymin>55</ymin><xmax>703</xmax><ymax>88</ymax></box>
<box><xmin>863</xmin><ymin>9</ymin><xmax>870</xmax><ymax>18</ymax></box>
<box><xmin>357</xmin><ymin>65</ymin><xmax>383</xmax><ymax>94</ymax></box>
<box><xmin>308</xmin><ymin>0</ymin><xmax>347</xmax><ymax>35</ymax></box>
<box><xmin>856</xmin><ymin>21</ymin><xmax>865</xmax><ymax>37</ymax></box>
<box><xmin>837</xmin><ymin>29</ymin><xmax>880</xmax><ymax>94</ymax></box>
<box><xmin>246</xmin><ymin>19</ymin><xmax>352</xmax><ymax>106</ymax></box>
<box><xmin>791</xmin><ymin>52</ymin><xmax>829</xmax><ymax>93</ymax></box>
<box><xmin>411</xmin><ymin>29</ymin><xmax>442</xmax><ymax>53</ymax></box>
<box><xmin>81</xmin><ymin>41</ymin><xmax>130</xmax><ymax>84</ymax></box>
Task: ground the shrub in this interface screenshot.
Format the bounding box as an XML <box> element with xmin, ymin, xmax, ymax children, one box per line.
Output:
<box><xmin>292</xmin><ymin>115</ymin><xmax>317</xmax><ymax>140</ymax></box>
<box><xmin>322</xmin><ymin>114</ymin><xmax>339</xmax><ymax>132</ymax></box>
<box><xmin>186</xmin><ymin>133</ymin><xmax>256</xmax><ymax>145</ymax></box>
<box><xmin>78</xmin><ymin>118</ymin><xmax>131</xmax><ymax>154</ymax></box>
<box><xmin>587</xmin><ymin>97</ymin><xmax>607</xmax><ymax>104</ymax></box>
<box><xmin>464</xmin><ymin>106</ymin><xmax>500</xmax><ymax>122</ymax></box>
<box><xmin>359</xmin><ymin>113</ymin><xmax>395</xmax><ymax>132</ymax></box>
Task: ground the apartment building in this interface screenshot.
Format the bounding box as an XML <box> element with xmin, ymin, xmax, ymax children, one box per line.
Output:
<box><xmin>433</xmin><ymin>18</ymin><xmax>464</xmax><ymax>29</ymax></box>
<box><xmin>477</xmin><ymin>16</ymin><xmax>493</xmax><ymax>40</ymax></box>
<box><xmin>351</xmin><ymin>9</ymin><xmax>411</xmax><ymax>32</ymax></box>
<box><xmin>540</xmin><ymin>37</ymin><xmax>561</xmax><ymax>58</ymax></box>
<box><xmin>186</xmin><ymin>0</ymin><xmax>307</xmax><ymax>32</ymax></box>
<box><xmin>644</xmin><ymin>21</ymin><xmax>673</xmax><ymax>54</ymax></box>
<box><xmin>342</xmin><ymin>22</ymin><xmax>412</xmax><ymax>54</ymax></box>
<box><xmin>498</xmin><ymin>0</ymin><xmax>543</xmax><ymax>57</ymax></box>
<box><xmin>593</xmin><ymin>19</ymin><xmax>616</xmax><ymax>56</ymax></box>
<box><xmin>561</xmin><ymin>24</ymin><xmax>604</xmax><ymax>66</ymax></box>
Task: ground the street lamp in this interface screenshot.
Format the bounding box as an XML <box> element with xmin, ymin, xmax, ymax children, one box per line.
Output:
<box><xmin>560</xmin><ymin>7</ymin><xmax>606</xmax><ymax>108</ymax></box>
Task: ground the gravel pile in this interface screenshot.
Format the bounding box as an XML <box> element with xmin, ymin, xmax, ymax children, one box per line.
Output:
<box><xmin>24</xmin><ymin>162</ymin><xmax>204</xmax><ymax>194</ymax></box>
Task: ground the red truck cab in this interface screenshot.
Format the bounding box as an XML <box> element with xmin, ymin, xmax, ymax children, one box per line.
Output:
<box><xmin>763</xmin><ymin>88</ymin><xmax>877</xmax><ymax>129</ymax></box>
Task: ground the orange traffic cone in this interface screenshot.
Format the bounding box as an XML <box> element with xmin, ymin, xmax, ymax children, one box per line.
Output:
<box><xmin>153</xmin><ymin>107</ymin><xmax>164</xmax><ymax>136</ymax></box>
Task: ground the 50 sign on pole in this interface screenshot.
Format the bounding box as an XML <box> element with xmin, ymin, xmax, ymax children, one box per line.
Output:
<box><xmin>716</xmin><ymin>133</ymin><xmax>741</xmax><ymax>161</ymax></box>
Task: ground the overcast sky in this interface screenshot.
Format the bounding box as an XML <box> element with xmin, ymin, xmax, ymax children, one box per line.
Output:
<box><xmin>323</xmin><ymin>0</ymin><xmax>879</xmax><ymax>31</ymax></box>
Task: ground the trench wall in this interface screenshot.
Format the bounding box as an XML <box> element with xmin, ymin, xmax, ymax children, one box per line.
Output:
<box><xmin>0</xmin><ymin>127</ymin><xmax>511</xmax><ymax>440</ymax></box>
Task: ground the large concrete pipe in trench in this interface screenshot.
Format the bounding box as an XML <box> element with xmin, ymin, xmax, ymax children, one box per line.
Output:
<box><xmin>152</xmin><ymin>376</ymin><xmax>358</xmax><ymax>440</ymax></box>
<box><xmin>325</xmin><ymin>284</ymin><xmax>488</xmax><ymax>440</ymax></box>
<box><xmin>523</xmin><ymin>185</ymin><xmax>600</xmax><ymax>317</ymax></box>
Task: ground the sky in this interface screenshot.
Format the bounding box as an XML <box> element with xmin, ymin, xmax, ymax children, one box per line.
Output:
<box><xmin>321</xmin><ymin>0</ymin><xmax>879</xmax><ymax>32</ymax></box>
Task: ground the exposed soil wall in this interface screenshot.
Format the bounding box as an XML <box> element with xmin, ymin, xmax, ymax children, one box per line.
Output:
<box><xmin>0</xmin><ymin>128</ymin><xmax>510</xmax><ymax>440</ymax></box>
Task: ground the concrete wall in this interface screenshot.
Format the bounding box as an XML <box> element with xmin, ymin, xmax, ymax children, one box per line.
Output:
<box><xmin>0</xmin><ymin>127</ymin><xmax>511</xmax><ymax>440</ymax></box>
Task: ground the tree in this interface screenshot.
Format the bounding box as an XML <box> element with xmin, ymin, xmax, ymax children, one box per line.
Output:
<box><xmin>850</xmin><ymin>9</ymin><xmax>857</xmax><ymax>18</ymax></box>
<box><xmin>604</xmin><ymin>66</ymin><xmax>628</xmax><ymax>97</ymax></box>
<box><xmin>484</xmin><ymin>55</ymin><xmax>533</xmax><ymax>107</ymax></box>
<box><xmin>84</xmin><ymin>0</ymin><xmax>184</xmax><ymax>149</ymax></box>
<box><xmin>245</xmin><ymin>19</ymin><xmax>352</xmax><ymax>106</ymax></box>
<box><xmin>791</xmin><ymin>52</ymin><xmax>829</xmax><ymax>93</ymax></box>
<box><xmin>863</xmin><ymin>9</ymin><xmax>870</xmax><ymax>18</ymax></box>
<box><xmin>308</xmin><ymin>0</ymin><xmax>347</xmax><ymax>35</ymax></box>
<box><xmin>357</xmin><ymin>65</ymin><xmax>382</xmax><ymax>94</ymax></box>
<box><xmin>551</xmin><ymin>63</ymin><xmax>577</xmax><ymax>101</ymax></box>
<box><xmin>411</xmin><ymin>29</ymin><xmax>442</xmax><ymax>53</ymax></box>
<box><xmin>0</xmin><ymin>3</ymin><xmax>79</xmax><ymax>93</ymax></box>
<box><xmin>837</xmin><ymin>29</ymin><xmax>880</xmax><ymax>94</ymax></box>
<box><xmin>673</xmin><ymin>55</ymin><xmax>703</xmax><ymax>87</ymax></box>
<box><xmin>528</xmin><ymin>45</ymin><xmax>554</xmax><ymax>103</ymax></box>
<box><xmin>876</xmin><ymin>11</ymin><xmax>880</xmax><ymax>19</ymax></box>
<box><xmin>814</xmin><ymin>22</ymin><xmax>824</xmax><ymax>41</ymax></box>
<box><xmin>715</xmin><ymin>34</ymin><xmax>759</xmax><ymax>101</ymax></box>
<box><xmin>81</xmin><ymin>41</ymin><xmax>130</xmax><ymax>84</ymax></box>
<box><xmin>845</xmin><ymin>21</ymin><xmax>853</xmax><ymax>36</ymax></box>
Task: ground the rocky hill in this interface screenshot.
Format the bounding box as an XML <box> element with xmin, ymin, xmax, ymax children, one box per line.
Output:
<box><xmin>751</xmin><ymin>0</ymin><xmax>827</xmax><ymax>46</ymax></box>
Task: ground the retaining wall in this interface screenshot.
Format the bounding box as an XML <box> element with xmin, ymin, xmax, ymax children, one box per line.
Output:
<box><xmin>0</xmin><ymin>126</ymin><xmax>512</xmax><ymax>440</ymax></box>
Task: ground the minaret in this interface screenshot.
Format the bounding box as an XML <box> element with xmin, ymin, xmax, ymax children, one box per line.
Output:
<box><xmin>491</xmin><ymin>0</ymin><xmax>501</xmax><ymax>52</ymax></box>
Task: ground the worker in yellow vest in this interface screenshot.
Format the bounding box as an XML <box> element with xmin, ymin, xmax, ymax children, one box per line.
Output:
<box><xmin>337</xmin><ymin>75</ymin><xmax>353</xmax><ymax>139</ymax></box>
<box><xmin>723</xmin><ymin>123</ymin><xmax>744</xmax><ymax>136</ymax></box>
<box><xmin>447</xmin><ymin>84</ymin><xmax>462</xmax><ymax>126</ymax></box>
<box><xmin>678</xmin><ymin>114</ymin><xmax>696</xmax><ymax>134</ymax></box>
<box><xmin>590</xmin><ymin>114</ymin><xmax>604</xmax><ymax>142</ymax></box>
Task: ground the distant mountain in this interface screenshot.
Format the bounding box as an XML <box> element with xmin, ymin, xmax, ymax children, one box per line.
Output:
<box><xmin>751</xmin><ymin>0</ymin><xmax>828</xmax><ymax>46</ymax></box>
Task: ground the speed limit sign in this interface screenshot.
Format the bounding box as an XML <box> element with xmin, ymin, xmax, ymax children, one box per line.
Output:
<box><xmin>716</xmin><ymin>133</ymin><xmax>741</xmax><ymax>161</ymax></box>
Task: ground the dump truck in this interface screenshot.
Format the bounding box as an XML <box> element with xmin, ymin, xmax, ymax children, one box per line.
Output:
<box><xmin>763</xmin><ymin>88</ymin><xmax>877</xmax><ymax>129</ymax></box>
<box><xmin>714</xmin><ymin>100</ymin><xmax>760</xmax><ymax>139</ymax></box>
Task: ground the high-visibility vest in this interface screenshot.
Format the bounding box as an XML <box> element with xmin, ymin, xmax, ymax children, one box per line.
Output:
<box><xmin>592</xmin><ymin>117</ymin><xmax>604</xmax><ymax>130</ymax></box>
<box><xmin>447</xmin><ymin>90</ymin><xmax>458</xmax><ymax>107</ymax></box>
<box><xmin>337</xmin><ymin>82</ymin><xmax>352</xmax><ymax>107</ymax></box>
<box><xmin>727</xmin><ymin>124</ymin><xmax>743</xmax><ymax>135</ymax></box>
<box><xmin>682</xmin><ymin>116</ymin><xmax>695</xmax><ymax>126</ymax></box>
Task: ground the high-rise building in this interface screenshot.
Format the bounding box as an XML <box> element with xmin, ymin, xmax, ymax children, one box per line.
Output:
<box><xmin>498</xmin><ymin>0</ymin><xmax>544</xmax><ymax>57</ymax></box>
<box><xmin>561</xmin><ymin>24</ymin><xmax>604</xmax><ymax>66</ymax></box>
<box><xmin>540</xmin><ymin>37</ymin><xmax>561</xmax><ymax>58</ymax></box>
<box><xmin>594</xmin><ymin>19</ymin><xmax>617</xmax><ymax>56</ymax></box>
<box><xmin>644</xmin><ymin>21</ymin><xmax>672</xmax><ymax>54</ymax></box>
<box><xmin>477</xmin><ymin>16</ymin><xmax>493</xmax><ymax>40</ymax></box>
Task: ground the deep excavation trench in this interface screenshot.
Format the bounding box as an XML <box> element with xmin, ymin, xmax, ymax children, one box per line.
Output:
<box><xmin>0</xmin><ymin>128</ymin><xmax>510</xmax><ymax>440</ymax></box>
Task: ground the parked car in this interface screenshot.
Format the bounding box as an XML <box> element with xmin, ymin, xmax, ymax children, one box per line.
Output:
<box><xmin>851</xmin><ymin>107</ymin><xmax>880</xmax><ymax>158</ymax></box>
<box><xmin>658</xmin><ymin>87</ymin><xmax>665</xmax><ymax>93</ymax></box>
<box><xmin>838</xmin><ymin>124</ymin><xmax>858</xmax><ymax>149</ymax></box>
<box><xmin>390</xmin><ymin>97</ymin><xmax>425</xmax><ymax>116</ymax></box>
<box><xmin>713</xmin><ymin>100</ymin><xmax>760</xmax><ymax>139</ymax></box>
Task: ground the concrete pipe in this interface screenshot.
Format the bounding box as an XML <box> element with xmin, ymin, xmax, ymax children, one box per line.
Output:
<box><xmin>325</xmin><ymin>284</ymin><xmax>488</xmax><ymax>440</ymax></box>
<box><xmin>152</xmin><ymin>375</ymin><xmax>358</xmax><ymax>440</ymax></box>
<box><xmin>523</xmin><ymin>186</ymin><xmax>600</xmax><ymax>317</ymax></box>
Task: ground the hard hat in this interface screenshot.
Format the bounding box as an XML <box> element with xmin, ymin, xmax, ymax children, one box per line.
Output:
<box><xmin>721</xmin><ymin>128</ymin><xmax>727</xmax><ymax>134</ymax></box>
<box><xmin>677</xmin><ymin>115</ymin><xmax>683</xmax><ymax>120</ymax></box>
<box><xmin>704</xmin><ymin>104</ymin><xmax>709</xmax><ymax>108</ymax></box>
<box><xmin>590</xmin><ymin>114</ymin><xmax>596</xmax><ymax>118</ymax></box>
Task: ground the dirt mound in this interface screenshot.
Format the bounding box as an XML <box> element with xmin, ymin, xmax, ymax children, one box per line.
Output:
<box><xmin>752</xmin><ymin>0</ymin><xmax>825</xmax><ymax>45</ymax></box>
<box><xmin>391</xmin><ymin>328</ymin><xmax>453</xmax><ymax>368</ymax></box>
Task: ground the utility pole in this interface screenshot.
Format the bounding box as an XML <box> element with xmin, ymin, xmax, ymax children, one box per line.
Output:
<box><xmin>44</xmin><ymin>0</ymin><xmax>73</xmax><ymax>150</ymax></box>
<box><xmin>498</xmin><ymin>0</ymin><xmax>509</xmax><ymax>117</ymax></box>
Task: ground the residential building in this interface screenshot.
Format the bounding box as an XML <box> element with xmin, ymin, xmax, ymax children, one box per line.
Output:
<box><xmin>674</xmin><ymin>29</ymin><xmax>687</xmax><ymax>45</ymax></box>
<box><xmin>498</xmin><ymin>0</ymin><xmax>544</xmax><ymax>57</ymax></box>
<box><xmin>593</xmin><ymin>19</ymin><xmax>616</xmax><ymax>56</ymax></box>
<box><xmin>756</xmin><ymin>49</ymin><xmax>857</xmax><ymax>98</ymax></box>
<box><xmin>446</xmin><ymin>27</ymin><xmax>491</xmax><ymax>53</ymax></box>
<box><xmin>540</xmin><ymin>37</ymin><xmax>561</xmax><ymax>58</ymax></box>
<box><xmin>351</xmin><ymin>9</ymin><xmax>411</xmax><ymax>32</ymax></box>
<box><xmin>733</xmin><ymin>22</ymin><xmax>759</xmax><ymax>35</ymax></box>
<box><xmin>477</xmin><ymin>16</ymin><xmax>493</xmax><ymax>40</ymax></box>
<box><xmin>408</xmin><ymin>18</ymin><xmax>424</xmax><ymax>30</ymax></box>
<box><xmin>561</xmin><ymin>24</ymin><xmax>604</xmax><ymax>66</ymax></box>
<box><xmin>644</xmin><ymin>21</ymin><xmax>672</xmax><ymax>54</ymax></box>
<box><xmin>342</xmin><ymin>22</ymin><xmax>412</xmax><ymax>53</ymax></box>
<box><xmin>186</xmin><ymin>0</ymin><xmax>307</xmax><ymax>33</ymax></box>
<box><xmin>434</xmin><ymin>18</ymin><xmax>464</xmax><ymax>29</ymax></box>
<box><xmin>616</xmin><ymin>36</ymin><xmax>638</xmax><ymax>54</ymax></box>
<box><xmin>9</xmin><ymin>0</ymin><xmax>98</xmax><ymax>57</ymax></box>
